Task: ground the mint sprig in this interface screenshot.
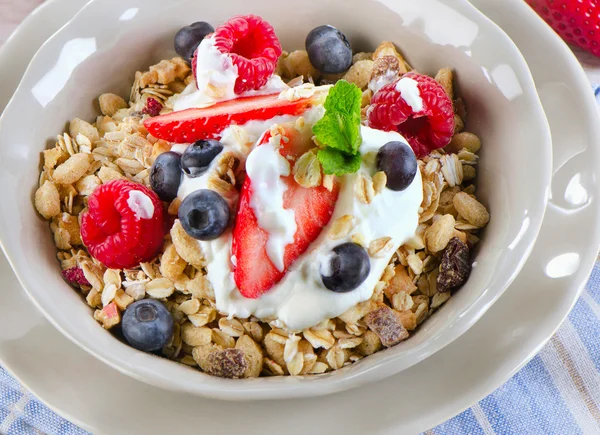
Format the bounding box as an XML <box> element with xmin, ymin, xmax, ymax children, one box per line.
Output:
<box><xmin>312</xmin><ymin>80</ymin><xmax>362</xmax><ymax>176</ymax></box>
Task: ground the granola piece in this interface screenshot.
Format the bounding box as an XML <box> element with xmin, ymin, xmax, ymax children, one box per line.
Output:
<box><xmin>329</xmin><ymin>214</ymin><xmax>354</xmax><ymax>240</ymax></box>
<box><xmin>35</xmin><ymin>181</ymin><xmax>61</xmax><ymax>219</ymax></box>
<box><xmin>463</xmin><ymin>164</ymin><xmax>476</xmax><ymax>181</ymax></box>
<box><xmin>53</xmin><ymin>227</ymin><xmax>71</xmax><ymax>250</ymax></box>
<box><xmin>99</xmin><ymin>93</ymin><xmax>128</xmax><ymax>117</ymax></box>
<box><xmin>264</xmin><ymin>331</ymin><xmax>287</xmax><ymax>368</ymax></box>
<box><xmin>187</xmin><ymin>274</ymin><xmax>214</xmax><ymax>301</ymax></box>
<box><xmin>368</xmin><ymin>237</ymin><xmax>394</xmax><ymax>258</ymax></box>
<box><xmin>446</xmin><ymin>132</ymin><xmax>481</xmax><ymax>154</ymax></box>
<box><xmin>353</xmin><ymin>52</ymin><xmax>374</xmax><ymax>63</ymax></box>
<box><xmin>369</xmin><ymin>55</ymin><xmax>402</xmax><ymax>93</ymax></box>
<box><xmin>56</xmin><ymin>213</ymin><xmax>82</xmax><ymax>245</ymax></box>
<box><xmin>284</xmin><ymin>335</ymin><xmax>304</xmax><ymax>376</ymax></box>
<box><xmin>170</xmin><ymin>220</ymin><xmax>206</xmax><ymax>267</ymax></box>
<box><xmin>440</xmin><ymin>154</ymin><xmax>463</xmax><ymax>187</ymax></box>
<box><xmin>425</xmin><ymin>214</ymin><xmax>456</xmax><ymax>253</ymax></box>
<box><xmin>75</xmin><ymin>175</ymin><xmax>101</xmax><ymax>196</ymax></box>
<box><xmin>113</xmin><ymin>289</ymin><xmax>134</xmax><ymax>311</ymax></box>
<box><xmin>372</xmin><ymin>171</ymin><xmax>387</xmax><ymax>194</ymax></box>
<box><xmin>325</xmin><ymin>346</ymin><xmax>349</xmax><ymax>370</ymax></box>
<box><xmin>69</xmin><ymin>118</ymin><xmax>99</xmax><ymax>142</ymax></box>
<box><xmin>355</xmin><ymin>173</ymin><xmax>375</xmax><ymax>204</ymax></box>
<box><xmin>86</xmin><ymin>288</ymin><xmax>102</xmax><ymax>308</ymax></box>
<box><xmin>93</xmin><ymin>302</ymin><xmax>120</xmax><ymax>329</ymax></box>
<box><xmin>392</xmin><ymin>291</ymin><xmax>414</xmax><ymax>312</ymax></box>
<box><xmin>396</xmin><ymin>310</ymin><xmax>417</xmax><ymax>331</ymax></box>
<box><xmin>373</xmin><ymin>41</ymin><xmax>406</xmax><ymax>65</ymax></box>
<box><xmin>435</xmin><ymin>67</ymin><xmax>454</xmax><ymax>100</ymax></box>
<box><xmin>235</xmin><ymin>335</ymin><xmax>264</xmax><ymax>378</ymax></box>
<box><xmin>145</xmin><ymin>278</ymin><xmax>175</xmax><ymax>299</ymax></box>
<box><xmin>263</xmin><ymin>358</ymin><xmax>285</xmax><ymax>376</ymax></box>
<box><xmin>181</xmin><ymin>322</ymin><xmax>212</xmax><ymax>346</ymax></box>
<box><xmin>188</xmin><ymin>306</ymin><xmax>217</xmax><ymax>327</ymax></box>
<box><xmin>219</xmin><ymin>318</ymin><xmax>245</xmax><ymax>337</ymax></box>
<box><xmin>159</xmin><ymin>243</ymin><xmax>187</xmax><ymax>280</ymax></box>
<box><xmin>138</xmin><ymin>58</ymin><xmax>191</xmax><ymax>89</ymax></box>
<box><xmin>338</xmin><ymin>300</ymin><xmax>375</xmax><ymax>325</ymax></box>
<box><xmin>43</xmin><ymin>147</ymin><xmax>68</xmax><ymax>170</ymax></box>
<box><xmin>454</xmin><ymin>114</ymin><xmax>465</xmax><ymax>133</ymax></box>
<box><xmin>361</xmin><ymin>88</ymin><xmax>372</xmax><ymax>107</ymax></box>
<box><xmin>293</xmin><ymin>150</ymin><xmax>322</xmax><ymax>188</ymax></box>
<box><xmin>193</xmin><ymin>345</ymin><xmax>247</xmax><ymax>379</ymax></box>
<box><xmin>303</xmin><ymin>327</ymin><xmax>335</xmax><ymax>350</ymax></box>
<box><xmin>212</xmin><ymin>328</ymin><xmax>235</xmax><ymax>349</ymax></box>
<box><xmin>437</xmin><ymin>237</ymin><xmax>471</xmax><ymax>292</ymax></box>
<box><xmin>178</xmin><ymin>298</ymin><xmax>200</xmax><ymax>315</ymax></box>
<box><xmin>342</xmin><ymin>60</ymin><xmax>374</xmax><ymax>89</ymax></box>
<box><xmin>384</xmin><ymin>264</ymin><xmax>416</xmax><ymax>300</ymax></box>
<box><xmin>279</xmin><ymin>50</ymin><xmax>320</xmax><ymax>80</ymax></box>
<box><xmin>52</xmin><ymin>153</ymin><xmax>92</xmax><ymax>185</ymax></box>
<box><xmin>364</xmin><ymin>305</ymin><xmax>409</xmax><ymax>347</ymax></box>
<box><xmin>453</xmin><ymin>192</ymin><xmax>490</xmax><ymax>227</ymax></box>
<box><xmin>431</xmin><ymin>291</ymin><xmax>452</xmax><ymax>309</ymax></box>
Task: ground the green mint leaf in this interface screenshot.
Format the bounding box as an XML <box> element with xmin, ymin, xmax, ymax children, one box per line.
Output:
<box><xmin>312</xmin><ymin>80</ymin><xmax>362</xmax><ymax>155</ymax></box>
<box><xmin>317</xmin><ymin>147</ymin><xmax>362</xmax><ymax>176</ymax></box>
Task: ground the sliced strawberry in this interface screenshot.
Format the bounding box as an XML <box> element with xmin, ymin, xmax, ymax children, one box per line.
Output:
<box><xmin>144</xmin><ymin>91</ymin><xmax>325</xmax><ymax>143</ymax></box>
<box><xmin>232</xmin><ymin>124</ymin><xmax>340</xmax><ymax>299</ymax></box>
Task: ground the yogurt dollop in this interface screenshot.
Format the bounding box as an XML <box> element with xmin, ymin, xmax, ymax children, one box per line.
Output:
<box><xmin>177</xmin><ymin>119</ymin><xmax>423</xmax><ymax>331</ymax></box>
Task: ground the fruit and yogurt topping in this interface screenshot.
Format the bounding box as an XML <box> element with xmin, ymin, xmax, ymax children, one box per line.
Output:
<box><xmin>35</xmin><ymin>14</ymin><xmax>491</xmax><ymax>378</ymax></box>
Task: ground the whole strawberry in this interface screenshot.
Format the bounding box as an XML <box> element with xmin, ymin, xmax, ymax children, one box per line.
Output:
<box><xmin>526</xmin><ymin>0</ymin><xmax>600</xmax><ymax>57</ymax></box>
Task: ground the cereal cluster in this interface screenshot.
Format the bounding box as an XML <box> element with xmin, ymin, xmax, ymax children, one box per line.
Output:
<box><xmin>34</xmin><ymin>42</ymin><xmax>489</xmax><ymax>378</ymax></box>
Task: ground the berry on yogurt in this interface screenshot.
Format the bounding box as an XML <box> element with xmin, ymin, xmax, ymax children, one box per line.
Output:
<box><xmin>376</xmin><ymin>141</ymin><xmax>417</xmax><ymax>191</ymax></box>
<box><xmin>174</xmin><ymin>21</ymin><xmax>215</xmax><ymax>62</ymax></box>
<box><xmin>80</xmin><ymin>180</ymin><xmax>165</xmax><ymax>269</ymax></box>
<box><xmin>150</xmin><ymin>151</ymin><xmax>182</xmax><ymax>201</ymax></box>
<box><xmin>181</xmin><ymin>139</ymin><xmax>224</xmax><ymax>178</ymax></box>
<box><xmin>122</xmin><ymin>299</ymin><xmax>174</xmax><ymax>352</ymax></box>
<box><xmin>321</xmin><ymin>242</ymin><xmax>371</xmax><ymax>293</ymax></box>
<box><xmin>305</xmin><ymin>25</ymin><xmax>353</xmax><ymax>74</ymax></box>
<box><xmin>368</xmin><ymin>72</ymin><xmax>455</xmax><ymax>158</ymax></box>
<box><xmin>178</xmin><ymin>189</ymin><xmax>231</xmax><ymax>240</ymax></box>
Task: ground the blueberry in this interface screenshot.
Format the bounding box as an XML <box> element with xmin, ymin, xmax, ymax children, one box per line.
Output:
<box><xmin>150</xmin><ymin>151</ymin><xmax>182</xmax><ymax>201</ymax></box>
<box><xmin>181</xmin><ymin>140</ymin><xmax>224</xmax><ymax>178</ymax></box>
<box><xmin>179</xmin><ymin>189</ymin><xmax>230</xmax><ymax>240</ymax></box>
<box><xmin>174</xmin><ymin>21</ymin><xmax>214</xmax><ymax>62</ymax></box>
<box><xmin>305</xmin><ymin>25</ymin><xmax>352</xmax><ymax>74</ymax></box>
<box><xmin>122</xmin><ymin>299</ymin><xmax>174</xmax><ymax>352</ymax></box>
<box><xmin>376</xmin><ymin>141</ymin><xmax>417</xmax><ymax>191</ymax></box>
<box><xmin>321</xmin><ymin>243</ymin><xmax>370</xmax><ymax>293</ymax></box>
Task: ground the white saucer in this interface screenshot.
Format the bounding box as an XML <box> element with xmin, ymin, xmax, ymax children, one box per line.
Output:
<box><xmin>0</xmin><ymin>0</ymin><xmax>598</xmax><ymax>433</ymax></box>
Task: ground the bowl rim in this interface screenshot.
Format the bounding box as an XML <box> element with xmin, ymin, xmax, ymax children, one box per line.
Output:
<box><xmin>0</xmin><ymin>0</ymin><xmax>552</xmax><ymax>400</ymax></box>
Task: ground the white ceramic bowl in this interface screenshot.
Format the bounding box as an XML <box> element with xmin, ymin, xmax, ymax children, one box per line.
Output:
<box><xmin>0</xmin><ymin>0</ymin><xmax>551</xmax><ymax>400</ymax></box>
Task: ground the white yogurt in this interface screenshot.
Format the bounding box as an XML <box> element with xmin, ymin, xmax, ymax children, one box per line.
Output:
<box><xmin>127</xmin><ymin>190</ymin><xmax>155</xmax><ymax>219</ymax></box>
<box><xmin>245</xmin><ymin>136</ymin><xmax>297</xmax><ymax>272</ymax></box>
<box><xmin>395</xmin><ymin>77</ymin><xmax>424</xmax><ymax>113</ymax></box>
<box><xmin>171</xmin><ymin>36</ymin><xmax>288</xmax><ymax>112</ymax></box>
<box><xmin>178</xmin><ymin>119</ymin><xmax>423</xmax><ymax>331</ymax></box>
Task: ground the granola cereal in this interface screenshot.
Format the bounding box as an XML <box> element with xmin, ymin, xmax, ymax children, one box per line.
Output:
<box><xmin>33</xmin><ymin>14</ymin><xmax>490</xmax><ymax>380</ymax></box>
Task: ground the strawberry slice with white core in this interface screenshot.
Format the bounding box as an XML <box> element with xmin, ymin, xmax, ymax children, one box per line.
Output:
<box><xmin>144</xmin><ymin>89</ymin><xmax>326</xmax><ymax>143</ymax></box>
<box><xmin>232</xmin><ymin>123</ymin><xmax>340</xmax><ymax>299</ymax></box>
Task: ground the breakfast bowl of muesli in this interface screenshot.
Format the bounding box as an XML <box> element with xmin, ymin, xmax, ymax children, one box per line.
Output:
<box><xmin>0</xmin><ymin>0</ymin><xmax>551</xmax><ymax>399</ymax></box>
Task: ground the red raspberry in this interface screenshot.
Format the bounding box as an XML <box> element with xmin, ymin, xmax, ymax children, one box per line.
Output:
<box><xmin>142</xmin><ymin>97</ymin><xmax>163</xmax><ymax>117</ymax></box>
<box><xmin>212</xmin><ymin>15</ymin><xmax>282</xmax><ymax>94</ymax></box>
<box><xmin>62</xmin><ymin>266</ymin><xmax>90</xmax><ymax>287</ymax></box>
<box><xmin>368</xmin><ymin>72</ymin><xmax>454</xmax><ymax>158</ymax></box>
<box><xmin>80</xmin><ymin>180</ymin><xmax>165</xmax><ymax>269</ymax></box>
